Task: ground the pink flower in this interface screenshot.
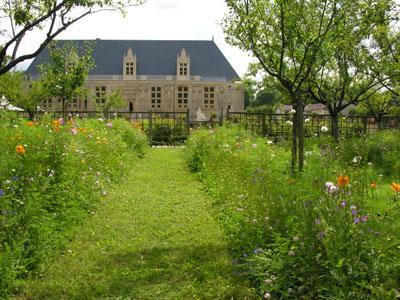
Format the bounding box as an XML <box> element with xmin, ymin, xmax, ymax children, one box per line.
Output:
<box><xmin>70</xmin><ymin>128</ymin><xmax>78</xmax><ymax>135</ymax></box>
<box><xmin>58</xmin><ymin>118</ymin><xmax>64</xmax><ymax>125</ymax></box>
<box><xmin>106</xmin><ymin>123</ymin><xmax>113</xmax><ymax>128</ymax></box>
<box><xmin>325</xmin><ymin>182</ymin><xmax>338</xmax><ymax>194</ymax></box>
<box><xmin>252</xmin><ymin>143</ymin><xmax>258</xmax><ymax>148</ymax></box>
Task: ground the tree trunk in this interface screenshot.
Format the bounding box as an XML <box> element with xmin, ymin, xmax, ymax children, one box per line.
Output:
<box><xmin>331</xmin><ymin>114</ymin><xmax>339</xmax><ymax>141</ymax></box>
<box><xmin>297</xmin><ymin>98</ymin><xmax>304</xmax><ymax>172</ymax></box>
<box><xmin>291</xmin><ymin>108</ymin><xmax>297</xmax><ymax>175</ymax></box>
<box><xmin>28</xmin><ymin>110</ymin><xmax>35</xmax><ymax>121</ymax></box>
<box><xmin>62</xmin><ymin>98</ymin><xmax>66</xmax><ymax>119</ymax></box>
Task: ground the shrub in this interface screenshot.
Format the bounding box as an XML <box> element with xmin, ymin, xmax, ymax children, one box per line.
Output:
<box><xmin>0</xmin><ymin>116</ymin><xmax>148</xmax><ymax>297</ymax></box>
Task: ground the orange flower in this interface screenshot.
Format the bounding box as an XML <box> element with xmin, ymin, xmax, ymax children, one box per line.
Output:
<box><xmin>391</xmin><ymin>182</ymin><xmax>400</xmax><ymax>193</ymax></box>
<box><xmin>53</xmin><ymin>120</ymin><xmax>61</xmax><ymax>127</ymax></box>
<box><xmin>337</xmin><ymin>175</ymin><xmax>350</xmax><ymax>188</ymax></box>
<box><xmin>288</xmin><ymin>179</ymin><xmax>296</xmax><ymax>185</ymax></box>
<box><xmin>370</xmin><ymin>181</ymin><xmax>378</xmax><ymax>189</ymax></box>
<box><xmin>15</xmin><ymin>145</ymin><xmax>25</xmax><ymax>155</ymax></box>
<box><xmin>53</xmin><ymin>126</ymin><xmax>60</xmax><ymax>133</ymax></box>
<box><xmin>26</xmin><ymin>121</ymin><xmax>34</xmax><ymax>127</ymax></box>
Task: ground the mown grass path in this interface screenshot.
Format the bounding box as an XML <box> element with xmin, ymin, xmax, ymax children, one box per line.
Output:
<box><xmin>16</xmin><ymin>149</ymin><xmax>254</xmax><ymax>300</ymax></box>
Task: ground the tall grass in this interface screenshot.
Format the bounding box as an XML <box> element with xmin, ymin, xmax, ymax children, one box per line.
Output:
<box><xmin>186</xmin><ymin>125</ymin><xmax>400</xmax><ymax>299</ymax></box>
<box><xmin>0</xmin><ymin>114</ymin><xmax>148</xmax><ymax>297</ymax></box>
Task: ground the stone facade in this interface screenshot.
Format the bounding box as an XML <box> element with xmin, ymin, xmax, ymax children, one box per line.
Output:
<box><xmin>40</xmin><ymin>45</ymin><xmax>244</xmax><ymax>121</ymax></box>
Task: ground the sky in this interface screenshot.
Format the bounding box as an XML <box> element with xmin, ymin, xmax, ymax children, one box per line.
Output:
<box><xmin>15</xmin><ymin>0</ymin><xmax>253</xmax><ymax>77</ymax></box>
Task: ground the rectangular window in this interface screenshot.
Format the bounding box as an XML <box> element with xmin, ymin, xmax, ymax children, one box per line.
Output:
<box><xmin>204</xmin><ymin>87</ymin><xmax>215</xmax><ymax>109</ymax></box>
<box><xmin>126</xmin><ymin>62</ymin><xmax>134</xmax><ymax>75</ymax></box>
<box><xmin>96</xmin><ymin>86</ymin><xmax>106</xmax><ymax>104</ymax></box>
<box><xmin>68</xmin><ymin>94</ymin><xmax>78</xmax><ymax>110</ymax></box>
<box><xmin>179</xmin><ymin>63</ymin><xmax>187</xmax><ymax>76</ymax></box>
<box><xmin>43</xmin><ymin>99</ymin><xmax>53</xmax><ymax>109</ymax></box>
<box><xmin>151</xmin><ymin>86</ymin><xmax>162</xmax><ymax>109</ymax></box>
<box><xmin>177</xmin><ymin>86</ymin><xmax>188</xmax><ymax>109</ymax></box>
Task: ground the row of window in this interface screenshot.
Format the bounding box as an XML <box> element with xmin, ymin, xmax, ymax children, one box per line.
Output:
<box><xmin>125</xmin><ymin>62</ymin><xmax>188</xmax><ymax>76</ymax></box>
<box><xmin>42</xmin><ymin>86</ymin><xmax>216</xmax><ymax>109</ymax></box>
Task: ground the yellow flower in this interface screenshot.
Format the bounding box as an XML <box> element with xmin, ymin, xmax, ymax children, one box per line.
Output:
<box><xmin>15</xmin><ymin>145</ymin><xmax>25</xmax><ymax>155</ymax></box>
<box><xmin>337</xmin><ymin>175</ymin><xmax>350</xmax><ymax>188</ymax></box>
<box><xmin>391</xmin><ymin>182</ymin><xmax>400</xmax><ymax>193</ymax></box>
<box><xmin>52</xmin><ymin>120</ymin><xmax>61</xmax><ymax>127</ymax></box>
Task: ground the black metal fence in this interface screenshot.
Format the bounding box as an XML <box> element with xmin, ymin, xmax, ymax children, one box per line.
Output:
<box><xmin>226</xmin><ymin>112</ymin><xmax>400</xmax><ymax>139</ymax></box>
<box><xmin>11</xmin><ymin>110</ymin><xmax>400</xmax><ymax>144</ymax></box>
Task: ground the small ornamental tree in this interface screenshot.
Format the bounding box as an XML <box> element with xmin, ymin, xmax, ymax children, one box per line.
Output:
<box><xmin>39</xmin><ymin>42</ymin><xmax>94</xmax><ymax>118</ymax></box>
<box><xmin>224</xmin><ymin>0</ymin><xmax>349</xmax><ymax>173</ymax></box>
<box><xmin>306</xmin><ymin>2</ymin><xmax>400</xmax><ymax>140</ymax></box>
<box><xmin>95</xmin><ymin>88</ymin><xmax>126</xmax><ymax>118</ymax></box>
<box><xmin>0</xmin><ymin>71</ymin><xmax>48</xmax><ymax>119</ymax></box>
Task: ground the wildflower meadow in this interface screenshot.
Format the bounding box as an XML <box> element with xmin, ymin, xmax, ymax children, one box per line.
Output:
<box><xmin>0</xmin><ymin>112</ymin><xmax>148</xmax><ymax>296</ymax></box>
<box><xmin>186</xmin><ymin>125</ymin><xmax>400</xmax><ymax>299</ymax></box>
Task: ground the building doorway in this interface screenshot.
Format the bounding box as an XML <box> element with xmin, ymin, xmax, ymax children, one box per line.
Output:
<box><xmin>129</xmin><ymin>102</ymin><xmax>134</xmax><ymax>112</ymax></box>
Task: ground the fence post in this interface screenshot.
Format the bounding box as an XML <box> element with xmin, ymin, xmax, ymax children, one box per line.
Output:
<box><xmin>261</xmin><ymin>113</ymin><xmax>267</xmax><ymax>137</ymax></box>
<box><xmin>186</xmin><ymin>109</ymin><xmax>190</xmax><ymax>130</ymax></box>
<box><xmin>363</xmin><ymin>116</ymin><xmax>367</xmax><ymax>134</ymax></box>
<box><xmin>149</xmin><ymin>111</ymin><xmax>153</xmax><ymax>130</ymax></box>
<box><xmin>226</xmin><ymin>107</ymin><xmax>230</xmax><ymax>121</ymax></box>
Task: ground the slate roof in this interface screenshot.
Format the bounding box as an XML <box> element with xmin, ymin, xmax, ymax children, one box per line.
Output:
<box><xmin>26</xmin><ymin>40</ymin><xmax>240</xmax><ymax>81</ymax></box>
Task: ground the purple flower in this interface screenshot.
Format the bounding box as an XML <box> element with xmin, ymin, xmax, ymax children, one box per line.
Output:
<box><xmin>0</xmin><ymin>189</ymin><xmax>4</xmax><ymax>197</ymax></box>
<box><xmin>361</xmin><ymin>215</ymin><xmax>368</xmax><ymax>223</ymax></box>
<box><xmin>253</xmin><ymin>248</ymin><xmax>263</xmax><ymax>254</ymax></box>
<box><xmin>106</xmin><ymin>123</ymin><xmax>113</xmax><ymax>128</ymax></box>
<box><xmin>11</xmin><ymin>176</ymin><xmax>18</xmax><ymax>181</ymax></box>
<box><xmin>317</xmin><ymin>231</ymin><xmax>326</xmax><ymax>239</ymax></box>
<box><xmin>351</xmin><ymin>209</ymin><xmax>357</xmax><ymax>216</ymax></box>
<box><xmin>315</xmin><ymin>218</ymin><xmax>321</xmax><ymax>225</ymax></box>
<box><xmin>354</xmin><ymin>217</ymin><xmax>360</xmax><ymax>224</ymax></box>
<box><xmin>340</xmin><ymin>201</ymin><xmax>347</xmax><ymax>208</ymax></box>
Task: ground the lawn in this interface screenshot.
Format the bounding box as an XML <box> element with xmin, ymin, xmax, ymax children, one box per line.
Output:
<box><xmin>15</xmin><ymin>149</ymin><xmax>255</xmax><ymax>299</ymax></box>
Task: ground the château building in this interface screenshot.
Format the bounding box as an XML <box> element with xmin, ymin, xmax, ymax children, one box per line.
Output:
<box><xmin>26</xmin><ymin>40</ymin><xmax>244</xmax><ymax>121</ymax></box>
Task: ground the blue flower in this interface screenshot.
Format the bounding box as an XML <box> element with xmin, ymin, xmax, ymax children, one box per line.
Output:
<box><xmin>0</xmin><ymin>189</ymin><xmax>4</xmax><ymax>197</ymax></box>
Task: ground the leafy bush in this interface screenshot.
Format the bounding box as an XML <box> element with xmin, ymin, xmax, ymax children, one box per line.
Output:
<box><xmin>147</xmin><ymin>124</ymin><xmax>188</xmax><ymax>145</ymax></box>
<box><xmin>338</xmin><ymin>130</ymin><xmax>400</xmax><ymax>177</ymax></box>
<box><xmin>0</xmin><ymin>116</ymin><xmax>148</xmax><ymax>297</ymax></box>
<box><xmin>186</xmin><ymin>126</ymin><xmax>400</xmax><ymax>299</ymax></box>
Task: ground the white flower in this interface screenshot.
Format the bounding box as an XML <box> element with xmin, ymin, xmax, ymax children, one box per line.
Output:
<box><xmin>305</xmin><ymin>151</ymin><xmax>313</xmax><ymax>157</ymax></box>
<box><xmin>290</xmin><ymin>109</ymin><xmax>296</xmax><ymax>114</ymax></box>
<box><xmin>305</xmin><ymin>118</ymin><xmax>310</xmax><ymax>123</ymax></box>
<box><xmin>265</xmin><ymin>279</ymin><xmax>272</xmax><ymax>285</ymax></box>
<box><xmin>352</xmin><ymin>157</ymin><xmax>358</xmax><ymax>163</ymax></box>
<box><xmin>264</xmin><ymin>292</ymin><xmax>271</xmax><ymax>299</ymax></box>
<box><xmin>293</xmin><ymin>236</ymin><xmax>299</xmax><ymax>242</ymax></box>
<box><xmin>286</xmin><ymin>120</ymin><xmax>293</xmax><ymax>126</ymax></box>
<box><xmin>267</xmin><ymin>140</ymin><xmax>273</xmax><ymax>145</ymax></box>
<box><xmin>367</xmin><ymin>162</ymin><xmax>372</xmax><ymax>166</ymax></box>
<box><xmin>321</xmin><ymin>126</ymin><xmax>328</xmax><ymax>133</ymax></box>
<box><xmin>252</xmin><ymin>143</ymin><xmax>258</xmax><ymax>148</ymax></box>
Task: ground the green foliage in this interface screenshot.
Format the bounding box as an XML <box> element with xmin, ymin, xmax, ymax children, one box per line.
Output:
<box><xmin>146</xmin><ymin>124</ymin><xmax>188</xmax><ymax>145</ymax></box>
<box><xmin>186</xmin><ymin>126</ymin><xmax>400</xmax><ymax>298</ymax></box>
<box><xmin>39</xmin><ymin>42</ymin><xmax>95</xmax><ymax>115</ymax></box>
<box><xmin>338</xmin><ymin>130</ymin><xmax>400</xmax><ymax>178</ymax></box>
<box><xmin>0</xmin><ymin>72</ymin><xmax>48</xmax><ymax>118</ymax></box>
<box><xmin>0</xmin><ymin>117</ymin><xmax>148</xmax><ymax>297</ymax></box>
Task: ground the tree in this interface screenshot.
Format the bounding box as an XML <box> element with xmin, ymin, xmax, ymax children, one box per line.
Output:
<box><xmin>362</xmin><ymin>91</ymin><xmax>399</xmax><ymax>127</ymax></box>
<box><xmin>224</xmin><ymin>0</ymin><xmax>349</xmax><ymax>173</ymax></box>
<box><xmin>39</xmin><ymin>42</ymin><xmax>94</xmax><ymax>118</ymax></box>
<box><xmin>0</xmin><ymin>71</ymin><xmax>48</xmax><ymax>119</ymax></box>
<box><xmin>95</xmin><ymin>87</ymin><xmax>125</xmax><ymax>118</ymax></box>
<box><xmin>306</xmin><ymin>1</ymin><xmax>400</xmax><ymax>139</ymax></box>
<box><xmin>0</xmin><ymin>0</ymin><xmax>144</xmax><ymax>75</ymax></box>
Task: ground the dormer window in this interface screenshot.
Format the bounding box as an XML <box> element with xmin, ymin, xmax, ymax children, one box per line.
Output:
<box><xmin>179</xmin><ymin>63</ymin><xmax>187</xmax><ymax>76</ymax></box>
<box><xmin>123</xmin><ymin>47</ymin><xmax>136</xmax><ymax>79</ymax></box>
<box><xmin>126</xmin><ymin>62</ymin><xmax>134</xmax><ymax>75</ymax></box>
<box><xmin>177</xmin><ymin>48</ymin><xmax>190</xmax><ymax>80</ymax></box>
